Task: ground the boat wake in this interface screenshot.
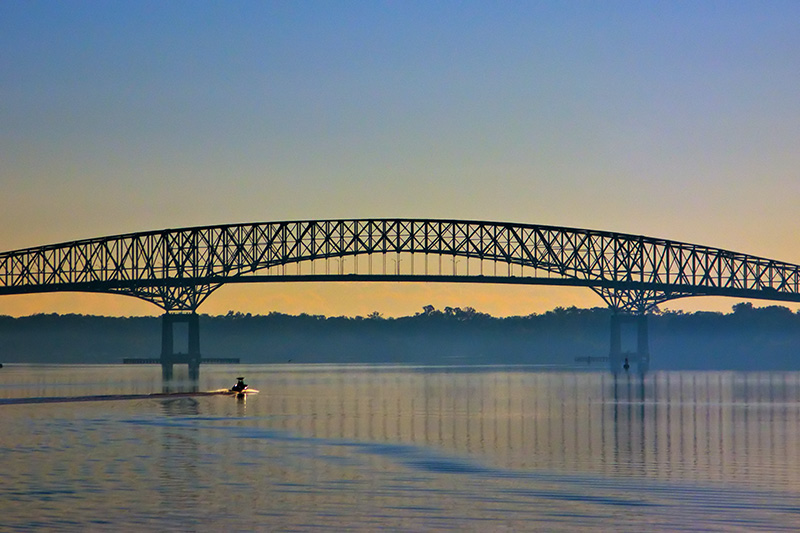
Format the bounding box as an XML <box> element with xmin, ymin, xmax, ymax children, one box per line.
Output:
<box><xmin>0</xmin><ymin>389</ymin><xmax>258</xmax><ymax>406</ymax></box>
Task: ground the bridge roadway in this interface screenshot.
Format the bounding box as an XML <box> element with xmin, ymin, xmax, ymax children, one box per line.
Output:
<box><xmin>1</xmin><ymin>218</ymin><xmax>798</xmax><ymax>374</ymax></box>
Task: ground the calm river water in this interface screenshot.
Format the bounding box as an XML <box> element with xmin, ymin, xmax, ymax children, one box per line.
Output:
<box><xmin>2</xmin><ymin>364</ymin><xmax>800</xmax><ymax>531</ymax></box>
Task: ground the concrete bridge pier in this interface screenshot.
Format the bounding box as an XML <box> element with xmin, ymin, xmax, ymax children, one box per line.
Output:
<box><xmin>161</xmin><ymin>312</ymin><xmax>201</xmax><ymax>381</ymax></box>
<box><xmin>609</xmin><ymin>313</ymin><xmax>650</xmax><ymax>374</ymax></box>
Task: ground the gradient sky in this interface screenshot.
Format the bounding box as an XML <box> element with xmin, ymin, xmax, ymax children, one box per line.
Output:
<box><xmin>2</xmin><ymin>1</ymin><xmax>799</xmax><ymax>317</ymax></box>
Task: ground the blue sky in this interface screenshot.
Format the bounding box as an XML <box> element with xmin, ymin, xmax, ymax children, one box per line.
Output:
<box><xmin>1</xmin><ymin>1</ymin><xmax>799</xmax><ymax>316</ymax></box>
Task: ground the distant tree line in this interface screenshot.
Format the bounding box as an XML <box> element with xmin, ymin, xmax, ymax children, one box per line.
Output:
<box><xmin>0</xmin><ymin>303</ymin><xmax>799</xmax><ymax>370</ymax></box>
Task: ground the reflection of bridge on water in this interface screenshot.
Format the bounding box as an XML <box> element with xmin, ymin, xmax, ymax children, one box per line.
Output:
<box><xmin>206</xmin><ymin>370</ymin><xmax>800</xmax><ymax>488</ymax></box>
<box><xmin>2</xmin><ymin>219</ymin><xmax>799</xmax><ymax>375</ymax></box>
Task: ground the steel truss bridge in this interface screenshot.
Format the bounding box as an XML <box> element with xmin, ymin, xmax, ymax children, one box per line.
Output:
<box><xmin>1</xmin><ymin>219</ymin><xmax>798</xmax><ymax>374</ymax></box>
<box><xmin>2</xmin><ymin>218</ymin><xmax>799</xmax><ymax>311</ymax></box>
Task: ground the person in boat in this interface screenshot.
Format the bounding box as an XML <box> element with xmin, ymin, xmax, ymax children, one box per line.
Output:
<box><xmin>231</xmin><ymin>377</ymin><xmax>247</xmax><ymax>392</ymax></box>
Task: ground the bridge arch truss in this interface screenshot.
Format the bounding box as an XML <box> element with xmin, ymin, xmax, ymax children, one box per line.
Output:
<box><xmin>1</xmin><ymin>219</ymin><xmax>799</xmax><ymax>313</ymax></box>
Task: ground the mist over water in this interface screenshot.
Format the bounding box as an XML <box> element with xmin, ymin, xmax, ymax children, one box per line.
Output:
<box><xmin>2</xmin><ymin>364</ymin><xmax>800</xmax><ymax>531</ymax></box>
<box><xmin>4</xmin><ymin>306</ymin><xmax>800</xmax><ymax>370</ymax></box>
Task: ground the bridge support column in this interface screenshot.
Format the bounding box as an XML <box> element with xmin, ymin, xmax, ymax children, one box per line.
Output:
<box><xmin>609</xmin><ymin>313</ymin><xmax>649</xmax><ymax>374</ymax></box>
<box><xmin>161</xmin><ymin>315</ymin><xmax>173</xmax><ymax>380</ymax></box>
<box><xmin>637</xmin><ymin>314</ymin><xmax>650</xmax><ymax>374</ymax></box>
<box><xmin>160</xmin><ymin>312</ymin><xmax>201</xmax><ymax>381</ymax></box>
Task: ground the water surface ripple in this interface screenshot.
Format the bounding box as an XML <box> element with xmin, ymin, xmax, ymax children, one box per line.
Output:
<box><xmin>2</xmin><ymin>365</ymin><xmax>800</xmax><ymax>531</ymax></box>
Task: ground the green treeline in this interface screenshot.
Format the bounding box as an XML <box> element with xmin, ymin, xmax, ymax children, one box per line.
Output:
<box><xmin>0</xmin><ymin>302</ymin><xmax>799</xmax><ymax>370</ymax></box>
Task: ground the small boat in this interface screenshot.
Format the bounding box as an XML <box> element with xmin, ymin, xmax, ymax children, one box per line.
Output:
<box><xmin>230</xmin><ymin>376</ymin><xmax>247</xmax><ymax>392</ymax></box>
<box><xmin>208</xmin><ymin>377</ymin><xmax>259</xmax><ymax>397</ymax></box>
<box><xmin>225</xmin><ymin>377</ymin><xmax>259</xmax><ymax>397</ymax></box>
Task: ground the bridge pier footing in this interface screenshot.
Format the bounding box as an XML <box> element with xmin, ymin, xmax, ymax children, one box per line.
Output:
<box><xmin>161</xmin><ymin>312</ymin><xmax>201</xmax><ymax>380</ymax></box>
<box><xmin>609</xmin><ymin>313</ymin><xmax>649</xmax><ymax>374</ymax></box>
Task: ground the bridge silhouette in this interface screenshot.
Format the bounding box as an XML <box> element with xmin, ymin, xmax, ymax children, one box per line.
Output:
<box><xmin>2</xmin><ymin>218</ymin><xmax>798</xmax><ymax>375</ymax></box>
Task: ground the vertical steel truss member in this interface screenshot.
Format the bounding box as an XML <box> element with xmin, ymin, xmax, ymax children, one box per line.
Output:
<box><xmin>160</xmin><ymin>312</ymin><xmax>200</xmax><ymax>380</ymax></box>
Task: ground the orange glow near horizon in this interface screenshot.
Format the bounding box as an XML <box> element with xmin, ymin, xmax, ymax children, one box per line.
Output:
<box><xmin>0</xmin><ymin>282</ymin><xmax>798</xmax><ymax>318</ymax></box>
